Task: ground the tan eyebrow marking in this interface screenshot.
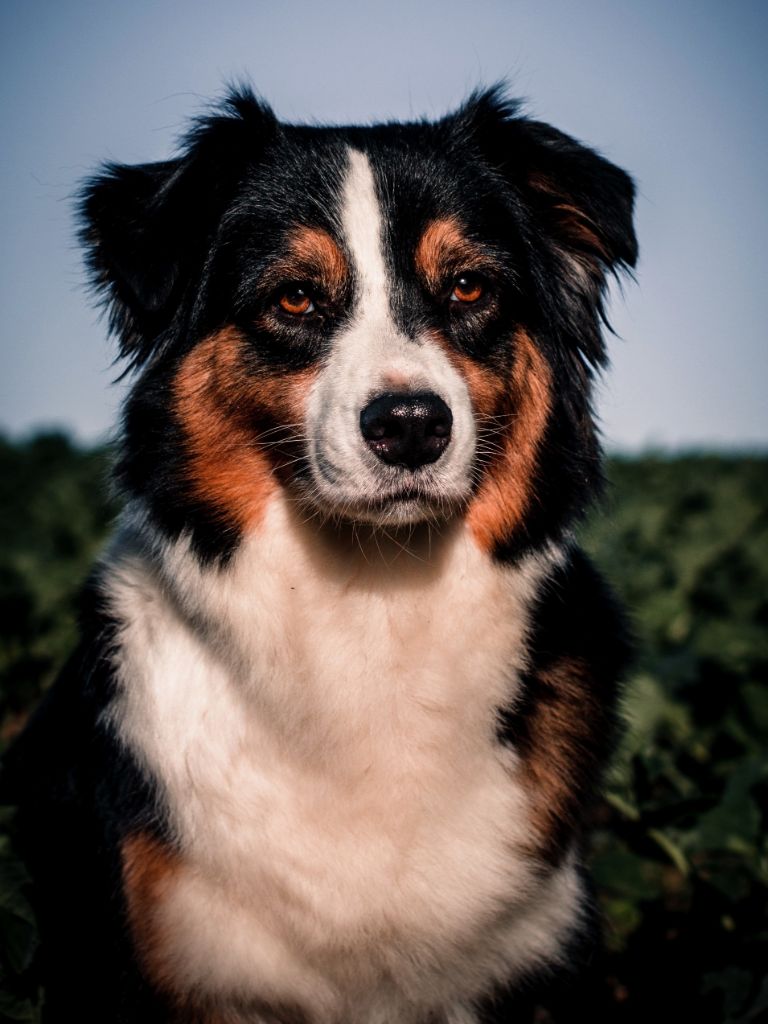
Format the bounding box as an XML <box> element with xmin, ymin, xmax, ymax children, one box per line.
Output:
<box><xmin>267</xmin><ymin>226</ymin><xmax>348</xmax><ymax>298</ymax></box>
<box><xmin>414</xmin><ymin>217</ymin><xmax>495</xmax><ymax>290</ymax></box>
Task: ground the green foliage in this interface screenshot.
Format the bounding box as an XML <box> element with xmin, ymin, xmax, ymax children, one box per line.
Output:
<box><xmin>0</xmin><ymin>809</ymin><xmax>39</xmax><ymax>1023</ymax></box>
<box><xmin>0</xmin><ymin>436</ymin><xmax>766</xmax><ymax>1019</ymax></box>
<box><xmin>0</xmin><ymin>433</ymin><xmax>118</xmax><ymax>1021</ymax></box>
<box><xmin>581</xmin><ymin>455</ymin><xmax>768</xmax><ymax>1021</ymax></box>
<box><xmin>0</xmin><ymin>432</ymin><xmax>118</xmax><ymax>743</ymax></box>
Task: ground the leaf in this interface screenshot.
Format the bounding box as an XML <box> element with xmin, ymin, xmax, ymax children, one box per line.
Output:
<box><xmin>0</xmin><ymin>864</ymin><xmax>35</xmax><ymax>925</ymax></box>
<box><xmin>702</xmin><ymin>968</ymin><xmax>754</xmax><ymax>1020</ymax></box>
<box><xmin>0</xmin><ymin>905</ymin><xmax>37</xmax><ymax>975</ymax></box>
<box><xmin>591</xmin><ymin>847</ymin><xmax>664</xmax><ymax>901</ymax></box>
<box><xmin>685</xmin><ymin>759</ymin><xmax>766</xmax><ymax>857</ymax></box>
<box><xmin>731</xmin><ymin>976</ymin><xmax>768</xmax><ymax>1023</ymax></box>
<box><xmin>646</xmin><ymin>828</ymin><xmax>689</xmax><ymax>876</ymax></box>
<box><xmin>0</xmin><ymin>987</ymin><xmax>40</xmax><ymax>1022</ymax></box>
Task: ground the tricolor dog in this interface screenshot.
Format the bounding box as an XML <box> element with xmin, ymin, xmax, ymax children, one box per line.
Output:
<box><xmin>4</xmin><ymin>86</ymin><xmax>636</xmax><ymax>1022</ymax></box>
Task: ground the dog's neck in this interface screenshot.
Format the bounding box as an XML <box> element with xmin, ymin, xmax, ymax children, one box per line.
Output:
<box><xmin>104</xmin><ymin>495</ymin><xmax>559</xmax><ymax>756</ymax></box>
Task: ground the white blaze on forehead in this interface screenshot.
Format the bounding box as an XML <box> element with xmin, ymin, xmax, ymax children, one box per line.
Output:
<box><xmin>303</xmin><ymin>146</ymin><xmax>478</xmax><ymax>518</ymax></box>
<box><xmin>341</xmin><ymin>149</ymin><xmax>392</xmax><ymax>322</ymax></box>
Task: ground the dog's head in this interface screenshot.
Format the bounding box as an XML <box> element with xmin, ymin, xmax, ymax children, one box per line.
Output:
<box><xmin>81</xmin><ymin>86</ymin><xmax>636</xmax><ymax>562</ymax></box>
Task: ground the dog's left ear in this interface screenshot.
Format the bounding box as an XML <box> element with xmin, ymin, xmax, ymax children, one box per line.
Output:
<box><xmin>452</xmin><ymin>87</ymin><xmax>637</xmax><ymax>365</ymax></box>
<box><xmin>456</xmin><ymin>86</ymin><xmax>637</xmax><ymax>272</ymax></box>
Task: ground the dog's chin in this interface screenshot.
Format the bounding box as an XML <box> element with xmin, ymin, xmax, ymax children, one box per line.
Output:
<box><xmin>300</xmin><ymin>483</ymin><xmax>464</xmax><ymax>528</ymax></box>
<box><xmin>344</xmin><ymin>495</ymin><xmax>449</xmax><ymax>528</ymax></box>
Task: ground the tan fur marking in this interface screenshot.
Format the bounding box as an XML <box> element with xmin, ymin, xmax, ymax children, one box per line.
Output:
<box><xmin>122</xmin><ymin>834</ymin><xmax>306</xmax><ymax>1022</ymax></box>
<box><xmin>415</xmin><ymin>217</ymin><xmax>492</xmax><ymax>290</ymax></box>
<box><xmin>272</xmin><ymin>226</ymin><xmax>347</xmax><ymax>299</ymax></box>
<box><xmin>516</xmin><ymin>657</ymin><xmax>601</xmax><ymax>863</ymax></box>
<box><xmin>529</xmin><ymin>174</ymin><xmax>608</xmax><ymax>262</ymax></box>
<box><xmin>463</xmin><ymin>330</ymin><xmax>552</xmax><ymax>552</ymax></box>
<box><xmin>552</xmin><ymin>203</ymin><xmax>608</xmax><ymax>259</ymax></box>
<box><xmin>121</xmin><ymin>831</ymin><xmax>180</xmax><ymax>994</ymax></box>
<box><xmin>123</xmin><ymin>835</ymin><xmax>296</xmax><ymax>1019</ymax></box>
<box><xmin>441</xmin><ymin>347</ymin><xmax>507</xmax><ymax>421</ymax></box>
<box><xmin>173</xmin><ymin>328</ymin><xmax>314</xmax><ymax>532</ymax></box>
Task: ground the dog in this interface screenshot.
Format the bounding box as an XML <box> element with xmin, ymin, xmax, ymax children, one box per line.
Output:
<box><xmin>2</xmin><ymin>85</ymin><xmax>636</xmax><ymax>1023</ymax></box>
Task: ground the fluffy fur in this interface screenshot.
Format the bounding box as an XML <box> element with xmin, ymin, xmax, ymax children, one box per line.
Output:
<box><xmin>2</xmin><ymin>85</ymin><xmax>636</xmax><ymax>1023</ymax></box>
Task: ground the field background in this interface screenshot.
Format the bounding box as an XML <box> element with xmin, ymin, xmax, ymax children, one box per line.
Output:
<box><xmin>0</xmin><ymin>433</ymin><xmax>766</xmax><ymax>1022</ymax></box>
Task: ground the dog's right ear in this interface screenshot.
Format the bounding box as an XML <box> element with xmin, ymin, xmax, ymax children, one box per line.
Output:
<box><xmin>79</xmin><ymin>88</ymin><xmax>278</xmax><ymax>370</ymax></box>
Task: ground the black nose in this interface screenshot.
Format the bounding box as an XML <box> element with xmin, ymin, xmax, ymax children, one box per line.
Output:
<box><xmin>359</xmin><ymin>392</ymin><xmax>453</xmax><ymax>469</ymax></box>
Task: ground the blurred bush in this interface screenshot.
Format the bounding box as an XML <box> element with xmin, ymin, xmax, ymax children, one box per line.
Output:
<box><xmin>0</xmin><ymin>433</ymin><xmax>118</xmax><ymax>1020</ymax></box>
<box><xmin>0</xmin><ymin>432</ymin><xmax>118</xmax><ymax>741</ymax></box>
<box><xmin>0</xmin><ymin>434</ymin><xmax>766</xmax><ymax>1021</ymax></box>
<box><xmin>581</xmin><ymin>456</ymin><xmax>768</xmax><ymax>1022</ymax></box>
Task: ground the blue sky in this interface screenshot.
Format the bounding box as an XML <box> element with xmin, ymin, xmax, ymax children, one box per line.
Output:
<box><xmin>1</xmin><ymin>0</ymin><xmax>766</xmax><ymax>449</ymax></box>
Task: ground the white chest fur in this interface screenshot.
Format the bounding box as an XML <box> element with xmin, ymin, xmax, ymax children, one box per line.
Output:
<box><xmin>105</xmin><ymin>498</ymin><xmax>582</xmax><ymax>1023</ymax></box>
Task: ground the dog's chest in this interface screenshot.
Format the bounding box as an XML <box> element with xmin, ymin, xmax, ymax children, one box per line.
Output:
<box><xmin>108</xmin><ymin>502</ymin><xmax>562</xmax><ymax>1017</ymax></box>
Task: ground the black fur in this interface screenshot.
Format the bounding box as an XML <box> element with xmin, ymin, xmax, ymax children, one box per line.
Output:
<box><xmin>498</xmin><ymin>547</ymin><xmax>633</xmax><ymax>859</ymax></box>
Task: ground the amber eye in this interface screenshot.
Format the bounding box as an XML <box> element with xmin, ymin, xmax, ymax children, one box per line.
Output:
<box><xmin>277</xmin><ymin>286</ymin><xmax>315</xmax><ymax>317</ymax></box>
<box><xmin>450</xmin><ymin>273</ymin><xmax>485</xmax><ymax>304</ymax></box>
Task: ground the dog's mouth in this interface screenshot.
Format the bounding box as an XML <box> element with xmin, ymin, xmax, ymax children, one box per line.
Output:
<box><xmin>353</xmin><ymin>487</ymin><xmax>453</xmax><ymax>524</ymax></box>
<box><xmin>296</xmin><ymin>463</ymin><xmax>468</xmax><ymax>527</ymax></box>
<box><xmin>366</xmin><ymin>487</ymin><xmax>431</xmax><ymax>508</ymax></box>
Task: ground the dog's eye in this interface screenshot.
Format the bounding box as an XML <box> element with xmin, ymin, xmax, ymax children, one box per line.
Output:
<box><xmin>277</xmin><ymin>286</ymin><xmax>316</xmax><ymax>317</ymax></box>
<box><xmin>449</xmin><ymin>273</ymin><xmax>485</xmax><ymax>305</ymax></box>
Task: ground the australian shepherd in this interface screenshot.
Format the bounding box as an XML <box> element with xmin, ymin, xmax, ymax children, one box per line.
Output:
<box><xmin>3</xmin><ymin>85</ymin><xmax>637</xmax><ymax>1023</ymax></box>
